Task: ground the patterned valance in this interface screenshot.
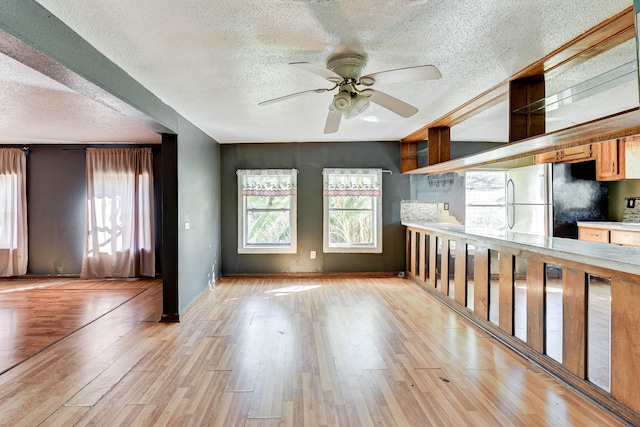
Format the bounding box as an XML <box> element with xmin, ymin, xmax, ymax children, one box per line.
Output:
<box><xmin>237</xmin><ymin>169</ymin><xmax>298</xmax><ymax>196</ymax></box>
<box><xmin>322</xmin><ymin>168</ymin><xmax>382</xmax><ymax>197</ymax></box>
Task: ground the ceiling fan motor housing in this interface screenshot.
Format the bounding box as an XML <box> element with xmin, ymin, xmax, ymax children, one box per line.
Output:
<box><xmin>326</xmin><ymin>53</ymin><xmax>367</xmax><ymax>80</ymax></box>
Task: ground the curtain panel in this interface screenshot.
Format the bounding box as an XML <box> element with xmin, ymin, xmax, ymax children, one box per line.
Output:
<box><xmin>81</xmin><ymin>148</ymin><xmax>155</xmax><ymax>278</ymax></box>
<box><xmin>0</xmin><ymin>148</ymin><xmax>27</xmax><ymax>276</ymax></box>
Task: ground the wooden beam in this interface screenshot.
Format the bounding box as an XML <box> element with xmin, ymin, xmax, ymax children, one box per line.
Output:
<box><xmin>427</xmin><ymin>126</ymin><xmax>451</xmax><ymax>165</ymax></box>
<box><xmin>509</xmin><ymin>75</ymin><xmax>545</xmax><ymax>142</ymax></box>
<box><xmin>400</xmin><ymin>141</ymin><xmax>419</xmax><ymax>173</ymax></box>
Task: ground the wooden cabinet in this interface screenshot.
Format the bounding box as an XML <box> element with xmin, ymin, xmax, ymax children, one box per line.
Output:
<box><xmin>595</xmin><ymin>138</ymin><xmax>625</xmax><ymax>181</ymax></box>
<box><xmin>610</xmin><ymin>230</ymin><xmax>640</xmax><ymax>247</ymax></box>
<box><xmin>578</xmin><ymin>223</ymin><xmax>640</xmax><ymax>247</ymax></box>
<box><xmin>578</xmin><ymin>227</ymin><xmax>609</xmax><ymax>243</ymax></box>
<box><xmin>534</xmin><ymin>144</ymin><xmax>593</xmax><ymax>165</ymax></box>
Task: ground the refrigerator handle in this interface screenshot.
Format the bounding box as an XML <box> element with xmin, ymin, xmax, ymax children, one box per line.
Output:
<box><xmin>507</xmin><ymin>178</ymin><xmax>514</xmax><ymax>229</ymax></box>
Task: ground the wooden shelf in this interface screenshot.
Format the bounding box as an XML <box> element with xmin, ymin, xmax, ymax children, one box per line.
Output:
<box><xmin>403</xmin><ymin>107</ymin><xmax>640</xmax><ymax>175</ymax></box>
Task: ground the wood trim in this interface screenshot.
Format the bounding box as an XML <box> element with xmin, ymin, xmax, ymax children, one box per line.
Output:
<box><xmin>473</xmin><ymin>247</ymin><xmax>490</xmax><ymax>320</ymax></box>
<box><xmin>526</xmin><ymin>259</ymin><xmax>545</xmax><ymax>353</ymax></box>
<box><xmin>429</xmin><ymin>234</ymin><xmax>437</xmax><ymax>287</ymax></box>
<box><xmin>499</xmin><ymin>254</ymin><xmax>514</xmax><ymax>335</ymax></box>
<box><xmin>221</xmin><ymin>272</ymin><xmax>399</xmax><ymax>279</ymax></box>
<box><xmin>610</xmin><ymin>278</ymin><xmax>640</xmax><ymax>414</ymax></box>
<box><xmin>454</xmin><ymin>241</ymin><xmax>467</xmax><ymax>306</ymax></box>
<box><xmin>440</xmin><ymin>237</ymin><xmax>450</xmax><ymax>295</ymax></box>
<box><xmin>563</xmin><ymin>267</ymin><xmax>587</xmax><ymax>378</ymax></box>
<box><xmin>410</xmin><ymin>229</ymin><xmax>417</xmax><ymax>277</ymax></box>
<box><xmin>419</xmin><ymin>232</ymin><xmax>427</xmax><ymax>281</ymax></box>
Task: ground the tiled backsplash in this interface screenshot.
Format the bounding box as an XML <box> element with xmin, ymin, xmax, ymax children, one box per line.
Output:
<box><xmin>401</xmin><ymin>200</ymin><xmax>438</xmax><ymax>223</ymax></box>
<box><xmin>623</xmin><ymin>197</ymin><xmax>640</xmax><ymax>222</ymax></box>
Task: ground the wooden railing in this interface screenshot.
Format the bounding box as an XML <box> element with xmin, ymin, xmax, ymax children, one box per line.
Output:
<box><xmin>405</xmin><ymin>224</ymin><xmax>640</xmax><ymax>426</ymax></box>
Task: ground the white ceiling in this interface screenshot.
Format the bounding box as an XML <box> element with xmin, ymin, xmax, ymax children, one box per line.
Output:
<box><xmin>8</xmin><ymin>0</ymin><xmax>637</xmax><ymax>145</ymax></box>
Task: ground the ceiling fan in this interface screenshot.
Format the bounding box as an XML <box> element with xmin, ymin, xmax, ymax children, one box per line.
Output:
<box><xmin>259</xmin><ymin>52</ymin><xmax>441</xmax><ymax>134</ymax></box>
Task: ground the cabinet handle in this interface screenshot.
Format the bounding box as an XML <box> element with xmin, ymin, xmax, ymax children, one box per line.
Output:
<box><xmin>611</xmin><ymin>162</ymin><xmax>614</xmax><ymax>173</ymax></box>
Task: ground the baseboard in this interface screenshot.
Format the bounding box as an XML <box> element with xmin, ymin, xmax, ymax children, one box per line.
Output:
<box><xmin>220</xmin><ymin>271</ymin><xmax>399</xmax><ymax>280</ymax></box>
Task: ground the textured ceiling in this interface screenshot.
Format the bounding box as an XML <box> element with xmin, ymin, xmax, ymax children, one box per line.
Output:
<box><xmin>14</xmin><ymin>0</ymin><xmax>638</xmax><ymax>144</ymax></box>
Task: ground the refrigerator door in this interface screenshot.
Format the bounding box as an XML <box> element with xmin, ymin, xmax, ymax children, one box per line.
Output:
<box><xmin>507</xmin><ymin>204</ymin><xmax>552</xmax><ymax>235</ymax></box>
<box><xmin>507</xmin><ymin>164</ymin><xmax>551</xmax><ymax>205</ymax></box>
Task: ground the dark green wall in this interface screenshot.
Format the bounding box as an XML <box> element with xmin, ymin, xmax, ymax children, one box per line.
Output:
<box><xmin>221</xmin><ymin>141</ymin><xmax>409</xmax><ymax>274</ymax></box>
<box><xmin>176</xmin><ymin>116</ymin><xmax>221</xmax><ymax>312</ymax></box>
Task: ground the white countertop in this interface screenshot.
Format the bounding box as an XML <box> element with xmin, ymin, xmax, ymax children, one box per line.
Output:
<box><xmin>403</xmin><ymin>222</ymin><xmax>640</xmax><ymax>276</ymax></box>
<box><xmin>577</xmin><ymin>221</ymin><xmax>640</xmax><ymax>231</ymax></box>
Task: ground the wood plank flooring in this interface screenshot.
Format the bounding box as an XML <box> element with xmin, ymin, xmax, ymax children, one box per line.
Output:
<box><xmin>0</xmin><ymin>276</ymin><xmax>628</xmax><ymax>426</ymax></box>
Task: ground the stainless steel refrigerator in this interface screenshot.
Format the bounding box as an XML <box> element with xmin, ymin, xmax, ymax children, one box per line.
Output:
<box><xmin>506</xmin><ymin>162</ymin><xmax>608</xmax><ymax>237</ymax></box>
<box><xmin>506</xmin><ymin>163</ymin><xmax>553</xmax><ymax>236</ymax></box>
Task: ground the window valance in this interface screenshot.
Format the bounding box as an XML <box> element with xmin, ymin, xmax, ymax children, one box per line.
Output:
<box><xmin>237</xmin><ymin>169</ymin><xmax>298</xmax><ymax>196</ymax></box>
<box><xmin>322</xmin><ymin>168</ymin><xmax>381</xmax><ymax>196</ymax></box>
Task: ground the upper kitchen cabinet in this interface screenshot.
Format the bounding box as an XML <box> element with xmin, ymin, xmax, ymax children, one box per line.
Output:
<box><xmin>534</xmin><ymin>144</ymin><xmax>594</xmax><ymax>164</ymax></box>
<box><xmin>593</xmin><ymin>135</ymin><xmax>640</xmax><ymax>181</ymax></box>
<box><xmin>595</xmin><ymin>138</ymin><xmax>625</xmax><ymax>181</ymax></box>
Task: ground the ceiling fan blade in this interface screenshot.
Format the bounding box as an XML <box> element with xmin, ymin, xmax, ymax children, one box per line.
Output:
<box><xmin>259</xmin><ymin>88</ymin><xmax>331</xmax><ymax>106</ymax></box>
<box><xmin>361</xmin><ymin>89</ymin><xmax>418</xmax><ymax>118</ymax></box>
<box><xmin>324</xmin><ymin>109</ymin><xmax>342</xmax><ymax>134</ymax></box>
<box><xmin>290</xmin><ymin>62</ymin><xmax>344</xmax><ymax>83</ymax></box>
<box><xmin>359</xmin><ymin>65</ymin><xmax>441</xmax><ymax>86</ymax></box>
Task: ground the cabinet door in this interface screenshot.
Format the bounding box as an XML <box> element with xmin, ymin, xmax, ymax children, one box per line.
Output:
<box><xmin>534</xmin><ymin>151</ymin><xmax>558</xmax><ymax>164</ymax></box>
<box><xmin>559</xmin><ymin>145</ymin><xmax>593</xmax><ymax>163</ymax></box>
<box><xmin>596</xmin><ymin>139</ymin><xmax>625</xmax><ymax>181</ymax></box>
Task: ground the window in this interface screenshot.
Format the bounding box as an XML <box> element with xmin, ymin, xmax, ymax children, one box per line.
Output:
<box><xmin>237</xmin><ymin>169</ymin><xmax>297</xmax><ymax>254</ymax></box>
<box><xmin>323</xmin><ymin>168</ymin><xmax>382</xmax><ymax>253</ymax></box>
<box><xmin>464</xmin><ymin>170</ymin><xmax>507</xmax><ymax>234</ymax></box>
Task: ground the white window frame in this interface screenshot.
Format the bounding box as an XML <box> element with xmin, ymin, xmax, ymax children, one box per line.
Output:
<box><xmin>237</xmin><ymin>169</ymin><xmax>298</xmax><ymax>254</ymax></box>
<box><xmin>322</xmin><ymin>168</ymin><xmax>383</xmax><ymax>254</ymax></box>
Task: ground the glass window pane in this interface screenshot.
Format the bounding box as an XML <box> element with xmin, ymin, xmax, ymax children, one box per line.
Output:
<box><xmin>246</xmin><ymin>211</ymin><xmax>290</xmax><ymax>245</ymax></box>
<box><xmin>328</xmin><ymin>210</ymin><xmax>373</xmax><ymax>245</ymax></box>
<box><xmin>465</xmin><ymin>206</ymin><xmax>507</xmax><ymax>234</ymax></box>
<box><xmin>465</xmin><ymin>171</ymin><xmax>507</xmax><ymax>205</ymax></box>
<box><xmin>329</xmin><ymin>195</ymin><xmax>372</xmax><ymax>209</ymax></box>
<box><xmin>246</xmin><ymin>195</ymin><xmax>290</xmax><ymax>209</ymax></box>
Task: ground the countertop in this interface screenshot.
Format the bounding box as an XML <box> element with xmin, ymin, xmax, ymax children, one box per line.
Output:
<box><xmin>577</xmin><ymin>221</ymin><xmax>640</xmax><ymax>231</ymax></box>
<box><xmin>403</xmin><ymin>221</ymin><xmax>640</xmax><ymax>276</ymax></box>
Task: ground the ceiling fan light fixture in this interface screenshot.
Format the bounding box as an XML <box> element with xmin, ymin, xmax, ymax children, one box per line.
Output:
<box><xmin>332</xmin><ymin>91</ymin><xmax>352</xmax><ymax>111</ymax></box>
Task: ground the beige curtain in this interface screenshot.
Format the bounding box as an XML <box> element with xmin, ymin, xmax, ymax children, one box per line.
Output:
<box><xmin>0</xmin><ymin>148</ymin><xmax>28</xmax><ymax>276</ymax></box>
<box><xmin>81</xmin><ymin>148</ymin><xmax>155</xmax><ymax>278</ymax></box>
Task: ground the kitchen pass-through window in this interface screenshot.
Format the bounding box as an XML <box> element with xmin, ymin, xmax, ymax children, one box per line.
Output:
<box><xmin>465</xmin><ymin>170</ymin><xmax>507</xmax><ymax>234</ymax></box>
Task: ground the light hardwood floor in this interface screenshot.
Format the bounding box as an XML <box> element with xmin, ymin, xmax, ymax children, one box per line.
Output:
<box><xmin>0</xmin><ymin>276</ymin><xmax>627</xmax><ymax>426</ymax></box>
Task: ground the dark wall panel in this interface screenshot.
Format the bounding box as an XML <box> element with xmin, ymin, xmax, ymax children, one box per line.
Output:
<box><xmin>177</xmin><ymin>116</ymin><xmax>221</xmax><ymax>313</ymax></box>
<box><xmin>27</xmin><ymin>146</ymin><xmax>85</xmax><ymax>274</ymax></box>
<box><xmin>220</xmin><ymin>141</ymin><xmax>409</xmax><ymax>275</ymax></box>
<box><xmin>26</xmin><ymin>144</ymin><xmax>163</xmax><ymax>276</ymax></box>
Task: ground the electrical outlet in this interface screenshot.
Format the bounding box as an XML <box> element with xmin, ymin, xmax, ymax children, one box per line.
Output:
<box><xmin>443</xmin><ymin>203</ymin><xmax>449</xmax><ymax>211</ymax></box>
<box><xmin>310</xmin><ymin>251</ymin><xmax>316</xmax><ymax>259</ymax></box>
